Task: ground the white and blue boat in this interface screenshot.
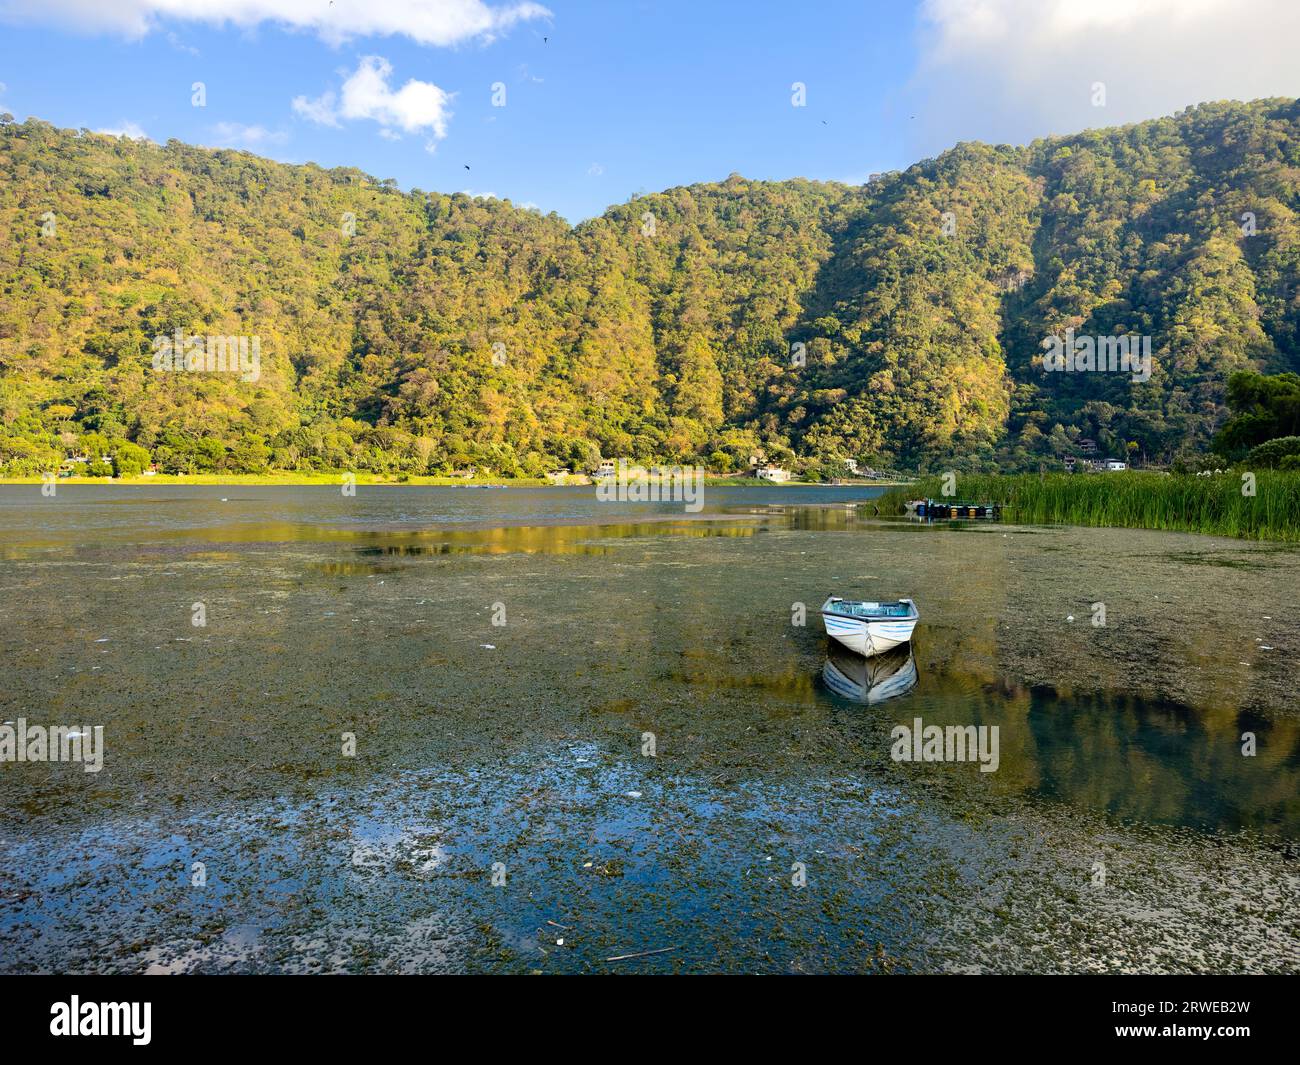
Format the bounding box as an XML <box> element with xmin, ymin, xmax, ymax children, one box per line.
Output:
<box><xmin>820</xmin><ymin>595</ymin><xmax>919</xmax><ymax>657</ymax></box>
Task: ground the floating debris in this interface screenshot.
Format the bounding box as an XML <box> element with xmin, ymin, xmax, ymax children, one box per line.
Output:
<box><xmin>606</xmin><ymin>947</ymin><xmax>677</xmax><ymax>962</ymax></box>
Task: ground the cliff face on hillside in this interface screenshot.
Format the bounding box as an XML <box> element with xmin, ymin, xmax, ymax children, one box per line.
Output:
<box><xmin>2</xmin><ymin>98</ymin><xmax>1298</xmax><ymax>475</ymax></box>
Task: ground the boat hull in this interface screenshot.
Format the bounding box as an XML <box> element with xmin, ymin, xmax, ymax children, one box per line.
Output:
<box><xmin>821</xmin><ymin>611</ymin><xmax>917</xmax><ymax>656</ymax></box>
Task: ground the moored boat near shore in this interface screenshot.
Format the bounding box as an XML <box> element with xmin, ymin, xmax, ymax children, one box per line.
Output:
<box><xmin>820</xmin><ymin>595</ymin><xmax>919</xmax><ymax>657</ymax></box>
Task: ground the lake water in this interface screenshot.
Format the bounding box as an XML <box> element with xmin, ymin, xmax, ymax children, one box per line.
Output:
<box><xmin>1</xmin><ymin>485</ymin><xmax>1297</xmax><ymax>973</ymax></box>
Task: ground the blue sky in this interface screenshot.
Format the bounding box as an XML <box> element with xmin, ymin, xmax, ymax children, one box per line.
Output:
<box><xmin>2</xmin><ymin>0</ymin><xmax>1300</xmax><ymax>221</ymax></box>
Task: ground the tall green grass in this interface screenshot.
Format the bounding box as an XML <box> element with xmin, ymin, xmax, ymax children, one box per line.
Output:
<box><xmin>878</xmin><ymin>471</ymin><xmax>1300</xmax><ymax>541</ymax></box>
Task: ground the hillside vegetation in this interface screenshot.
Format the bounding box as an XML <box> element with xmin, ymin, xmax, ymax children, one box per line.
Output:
<box><xmin>3</xmin><ymin>99</ymin><xmax>1299</xmax><ymax>476</ymax></box>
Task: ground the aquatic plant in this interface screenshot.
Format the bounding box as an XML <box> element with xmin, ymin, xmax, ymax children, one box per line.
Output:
<box><xmin>880</xmin><ymin>471</ymin><xmax>1300</xmax><ymax>541</ymax></box>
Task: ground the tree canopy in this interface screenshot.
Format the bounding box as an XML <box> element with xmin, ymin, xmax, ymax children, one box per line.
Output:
<box><xmin>2</xmin><ymin>99</ymin><xmax>1299</xmax><ymax>476</ymax></box>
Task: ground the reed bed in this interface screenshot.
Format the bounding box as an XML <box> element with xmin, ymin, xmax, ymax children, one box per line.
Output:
<box><xmin>879</xmin><ymin>471</ymin><xmax>1300</xmax><ymax>541</ymax></box>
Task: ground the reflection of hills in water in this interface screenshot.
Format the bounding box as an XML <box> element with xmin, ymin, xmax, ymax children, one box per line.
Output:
<box><xmin>807</xmin><ymin>584</ymin><xmax>1300</xmax><ymax>837</ymax></box>
<box><xmin>822</xmin><ymin>643</ymin><xmax>919</xmax><ymax>705</ymax></box>
<box><xmin>823</xmin><ymin>651</ymin><xmax>1300</xmax><ymax>837</ymax></box>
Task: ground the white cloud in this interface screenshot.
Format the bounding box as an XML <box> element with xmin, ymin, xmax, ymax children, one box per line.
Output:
<box><xmin>164</xmin><ymin>30</ymin><xmax>198</xmax><ymax>55</ymax></box>
<box><xmin>0</xmin><ymin>0</ymin><xmax>551</xmax><ymax>47</ymax></box>
<box><xmin>291</xmin><ymin>91</ymin><xmax>341</xmax><ymax>128</ymax></box>
<box><xmin>294</xmin><ymin>56</ymin><xmax>453</xmax><ymax>143</ymax></box>
<box><xmin>587</xmin><ymin>162</ymin><xmax>604</xmax><ymax>176</ymax></box>
<box><xmin>208</xmin><ymin>121</ymin><xmax>287</xmax><ymax>148</ymax></box>
<box><xmin>94</xmin><ymin>121</ymin><xmax>149</xmax><ymax>139</ymax></box>
<box><xmin>911</xmin><ymin>0</ymin><xmax>1300</xmax><ymax>151</ymax></box>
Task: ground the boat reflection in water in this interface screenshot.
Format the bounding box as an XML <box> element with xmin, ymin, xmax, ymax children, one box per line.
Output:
<box><xmin>821</xmin><ymin>642</ymin><xmax>918</xmax><ymax>705</ymax></box>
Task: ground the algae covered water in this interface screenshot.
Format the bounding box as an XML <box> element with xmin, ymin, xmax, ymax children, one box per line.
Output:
<box><xmin>0</xmin><ymin>485</ymin><xmax>1297</xmax><ymax>973</ymax></box>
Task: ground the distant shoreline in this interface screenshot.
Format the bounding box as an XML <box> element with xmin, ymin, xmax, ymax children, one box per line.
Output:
<box><xmin>0</xmin><ymin>474</ymin><xmax>908</xmax><ymax>488</ymax></box>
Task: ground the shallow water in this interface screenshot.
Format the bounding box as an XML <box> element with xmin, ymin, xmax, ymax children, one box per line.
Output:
<box><xmin>1</xmin><ymin>485</ymin><xmax>1297</xmax><ymax>972</ymax></box>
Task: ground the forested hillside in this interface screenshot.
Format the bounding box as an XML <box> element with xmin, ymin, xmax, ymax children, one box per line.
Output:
<box><xmin>2</xmin><ymin>98</ymin><xmax>1299</xmax><ymax>476</ymax></box>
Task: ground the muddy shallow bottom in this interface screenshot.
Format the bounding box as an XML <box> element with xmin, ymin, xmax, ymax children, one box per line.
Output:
<box><xmin>1</xmin><ymin>486</ymin><xmax>1297</xmax><ymax>972</ymax></box>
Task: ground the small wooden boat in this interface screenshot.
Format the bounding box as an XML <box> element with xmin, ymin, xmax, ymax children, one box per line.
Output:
<box><xmin>822</xmin><ymin>642</ymin><xmax>918</xmax><ymax>704</ymax></box>
<box><xmin>820</xmin><ymin>595</ymin><xmax>918</xmax><ymax>657</ymax></box>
